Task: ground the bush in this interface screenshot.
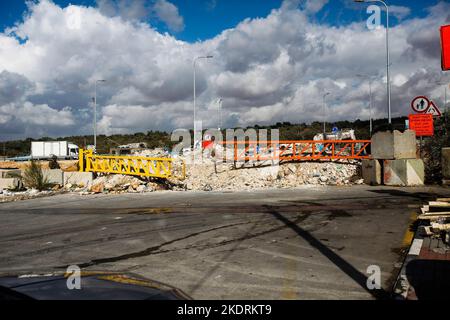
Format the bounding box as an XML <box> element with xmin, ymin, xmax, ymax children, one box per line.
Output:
<box><xmin>22</xmin><ymin>161</ymin><xmax>52</xmax><ymax>191</ymax></box>
<box><xmin>423</xmin><ymin>115</ymin><xmax>450</xmax><ymax>184</ymax></box>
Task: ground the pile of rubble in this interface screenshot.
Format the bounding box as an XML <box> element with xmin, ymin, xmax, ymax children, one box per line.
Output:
<box><xmin>1</xmin><ymin>148</ymin><xmax>365</xmax><ymax>198</ymax></box>
<box><xmin>0</xmin><ymin>188</ymin><xmax>63</xmax><ymax>203</ymax></box>
<box><xmin>86</xmin><ymin>174</ymin><xmax>164</xmax><ymax>195</ymax></box>
<box><xmin>418</xmin><ymin>198</ymin><xmax>450</xmax><ymax>246</ymax></box>
<box><xmin>176</xmin><ymin>160</ymin><xmax>363</xmax><ymax>192</ymax></box>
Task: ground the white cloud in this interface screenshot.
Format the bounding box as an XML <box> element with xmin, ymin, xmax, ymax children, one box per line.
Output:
<box><xmin>153</xmin><ymin>0</ymin><xmax>185</xmax><ymax>32</ymax></box>
<box><xmin>0</xmin><ymin>0</ymin><xmax>448</xmax><ymax>140</ymax></box>
<box><xmin>390</xmin><ymin>5</ymin><xmax>411</xmax><ymax>21</ymax></box>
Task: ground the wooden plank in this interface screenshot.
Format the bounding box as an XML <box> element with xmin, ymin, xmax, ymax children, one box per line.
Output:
<box><xmin>436</xmin><ymin>198</ymin><xmax>450</xmax><ymax>202</ymax></box>
<box><xmin>421</xmin><ymin>205</ymin><xmax>429</xmax><ymax>214</ymax></box>
<box><xmin>418</xmin><ymin>212</ymin><xmax>450</xmax><ymax>220</ymax></box>
<box><xmin>431</xmin><ymin>223</ymin><xmax>450</xmax><ymax>231</ymax></box>
<box><xmin>429</xmin><ymin>201</ymin><xmax>450</xmax><ymax>207</ymax></box>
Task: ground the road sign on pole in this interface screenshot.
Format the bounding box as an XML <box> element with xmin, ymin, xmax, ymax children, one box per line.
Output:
<box><xmin>425</xmin><ymin>101</ymin><xmax>442</xmax><ymax>117</ymax></box>
<box><xmin>409</xmin><ymin>114</ymin><xmax>434</xmax><ymax>136</ymax></box>
<box><xmin>411</xmin><ymin>96</ymin><xmax>430</xmax><ymax>113</ymax></box>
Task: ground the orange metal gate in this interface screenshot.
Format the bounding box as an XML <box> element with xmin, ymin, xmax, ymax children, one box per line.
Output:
<box><xmin>220</xmin><ymin>140</ymin><xmax>371</xmax><ymax>162</ymax></box>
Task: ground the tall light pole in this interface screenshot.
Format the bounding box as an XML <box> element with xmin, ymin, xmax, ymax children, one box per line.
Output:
<box><xmin>94</xmin><ymin>79</ymin><xmax>106</xmax><ymax>153</ymax></box>
<box><xmin>355</xmin><ymin>0</ymin><xmax>391</xmax><ymax>125</ymax></box>
<box><xmin>323</xmin><ymin>92</ymin><xmax>330</xmax><ymax>135</ymax></box>
<box><xmin>193</xmin><ymin>55</ymin><xmax>213</xmax><ymax>149</ymax></box>
<box><xmin>217</xmin><ymin>98</ymin><xmax>223</xmax><ymax>131</ymax></box>
<box><xmin>357</xmin><ymin>74</ymin><xmax>376</xmax><ymax>136</ymax></box>
<box><xmin>437</xmin><ymin>81</ymin><xmax>448</xmax><ymax>113</ymax></box>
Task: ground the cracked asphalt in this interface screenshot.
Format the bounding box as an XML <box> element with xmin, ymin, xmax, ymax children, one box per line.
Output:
<box><xmin>1</xmin><ymin>185</ymin><xmax>449</xmax><ymax>299</ymax></box>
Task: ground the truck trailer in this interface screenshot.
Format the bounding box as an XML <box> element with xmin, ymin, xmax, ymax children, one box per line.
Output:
<box><xmin>31</xmin><ymin>141</ymin><xmax>79</xmax><ymax>160</ymax></box>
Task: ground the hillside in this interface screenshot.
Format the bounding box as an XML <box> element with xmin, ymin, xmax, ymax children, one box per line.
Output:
<box><xmin>1</xmin><ymin>117</ymin><xmax>408</xmax><ymax>157</ymax></box>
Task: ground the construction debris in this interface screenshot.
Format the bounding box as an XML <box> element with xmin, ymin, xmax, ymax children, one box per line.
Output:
<box><xmin>175</xmin><ymin>160</ymin><xmax>363</xmax><ymax>192</ymax></box>
<box><xmin>88</xmin><ymin>174</ymin><xmax>161</xmax><ymax>194</ymax></box>
<box><xmin>417</xmin><ymin>198</ymin><xmax>450</xmax><ymax>246</ymax></box>
<box><xmin>0</xmin><ymin>147</ymin><xmax>366</xmax><ymax>199</ymax></box>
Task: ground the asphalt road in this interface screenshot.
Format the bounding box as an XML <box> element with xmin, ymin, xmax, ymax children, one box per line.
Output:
<box><xmin>0</xmin><ymin>185</ymin><xmax>449</xmax><ymax>300</ymax></box>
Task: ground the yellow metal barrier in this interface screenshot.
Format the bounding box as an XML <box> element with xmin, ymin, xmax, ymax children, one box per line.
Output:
<box><xmin>79</xmin><ymin>149</ymin><xmax>185</xmax><ymax>180</ymax></box>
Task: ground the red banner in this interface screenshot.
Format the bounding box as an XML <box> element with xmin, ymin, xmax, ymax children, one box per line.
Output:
<box><xmin>442</xmin><ymin>25</ymin><xmax>450</xmax><ymax>71</ymax></box>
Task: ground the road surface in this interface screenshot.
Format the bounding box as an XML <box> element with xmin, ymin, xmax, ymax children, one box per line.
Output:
<box><xmin>0</xmin><ymin>185</ymin><xmax>448</xmax><ymax>299</ymax></box>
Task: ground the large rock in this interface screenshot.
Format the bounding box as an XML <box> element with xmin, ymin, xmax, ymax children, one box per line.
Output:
<box><xmin>383</xmin><ymin>159</ymin><xmax>424</xmax><ymax>186</ymax></box>
<box><xmin>362</xmin><ymin>159</ymin><xmax>382</xmax><ymax>185</ymax></box>
<box><xmin>371</xmin><ymin>130</ymin><xmax>417</xmax><ymax>160</ymax></box>
<box><xmin>64</xmin><ymin>172</ymin><xmax>93</xmax><ymax>188</ymax></box>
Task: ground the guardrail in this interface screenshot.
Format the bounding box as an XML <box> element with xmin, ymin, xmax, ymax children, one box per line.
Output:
<box><xmin>220</xmin><ymin>140</ymin><xmax>371</xmax><ymax>162</ymax></box>
<box><xmin>79</xmin><ymin>149</ymin><xmax>185</xmax><ymax>179</ymax></box>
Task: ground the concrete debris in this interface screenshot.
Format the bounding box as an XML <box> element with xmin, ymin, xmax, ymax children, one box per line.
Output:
<box><xmin>173</xmin><ymin>160</ymin><xmax>362</xmax><ymax>192</ymax></box>
<box><xmin>133</xmin><ymin>148</ymin><xmax>169</xmax><ymax>158</ymax></box>
<box><xmin>1</xmin><ymin>148</ymin><xmax>365</xmax><ymax>199</ymax></box>
<box><xmin>88</xmin><ymin>174</ymin><xmax>159</xmax><ymax>194</ymax></box>
<box><xmin>0</xmin><ymin>189</ymin><xmax>65</xmax><ymax>203</ymax></box>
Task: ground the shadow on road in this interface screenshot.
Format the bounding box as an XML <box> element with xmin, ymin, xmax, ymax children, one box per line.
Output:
<box><xmin>369</xmin><ymin>189</ymin><xmax>440</xmax><ymax>202</ymax></box>
<box><xmin>406</xmin><ymin>259</ymin><xmax>450</xmax><ymax>299</ymax></box>
<box><xmin>262</xmin><ymin>205</ymin><xmax>389</xmax><ymax>300</ymax></box>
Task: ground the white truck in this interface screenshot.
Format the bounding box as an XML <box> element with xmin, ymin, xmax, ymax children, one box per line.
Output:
<box><xmin>31</xmin><ymin>141</ymin><xmax>79</xmax><ymax>160</ymax></box>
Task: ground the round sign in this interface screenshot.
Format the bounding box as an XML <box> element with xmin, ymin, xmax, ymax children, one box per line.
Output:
<box><xmin>411</xmin><ymin>96</ymin><xmax>430</xmax><ymax>113</ymax></box>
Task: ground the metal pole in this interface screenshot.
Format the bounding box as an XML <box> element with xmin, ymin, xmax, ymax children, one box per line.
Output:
<box><xmin>355</xmin><ymin>0</ymin><xmax>391</xmax><ymax>124</ymax></box>
<box><xmin>323</xmin><ymin>95</ymin><xmax>326</xmax><ymax>135</ymax></box>
<box><xmin>385</xmin><ymin>1</ymin><xmax>391</xmax><ymax>125</ymax></box>
<box><xmin>369</xmin><ymin>79</ymin><xmax>373</xmax><ymax>136</ymax></box>
<box><xmin>193</xmin><ymin>59</ymin><xmax>197</xmax><ymax>137</ymax></box>
<box><xmin>218</xmin><ymin>98</ymin><xmax>223</xmax><ymax>131</ymax></box>
<box><xmin>94</xmin><ymin>81</ymin><xmax>97</xmax><ymax>153</ymax></box>
<box><xmin>192</xmin><ymin>56</ymin><xmax>213</xmax><ymax>151</ymax></box>
<box><xmin>323</xmin><ymin>92</ymin><xmax>330</xmax><ymax>135</ymax></box>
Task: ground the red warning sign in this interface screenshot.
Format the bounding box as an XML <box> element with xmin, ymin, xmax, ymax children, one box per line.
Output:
<box><xmin>409</xmin><ymin>114</ymin><xmax>434</xmax><ymax>137</ymax></box>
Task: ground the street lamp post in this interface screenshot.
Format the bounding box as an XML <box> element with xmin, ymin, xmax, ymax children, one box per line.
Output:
<box><xmin>193</xmin><ymin>55</ymin><xmax>213</xmax><ymax>149</ymax></box>
<box><xmin>217</xmin><ymin>98</ymin><xmax>223</xmax><ymax>131</ymax></box>
<box><xmin>357</xmin><ymin>74</ymin><xmax>375</xmax><ymax>136</ymax></box>
<box><xmin>355</xmin><ymin>0</ymin><xmax>391</xmax><ymax>125</ymax></box>
<box><xmin>323</xmin><ymin>92</ymin><xmax>330</xmax><ymax>135</ymax></box>
<box><xmin>94</xmin><ymin>79</ymin><xmax>106</xmax><ymax>153</ymax></box>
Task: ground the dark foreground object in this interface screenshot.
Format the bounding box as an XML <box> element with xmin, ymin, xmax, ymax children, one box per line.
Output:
<box><xmin>0</xmin><ymin>272</ymin><xmax>190</xmax><ymax>300</ymax></box>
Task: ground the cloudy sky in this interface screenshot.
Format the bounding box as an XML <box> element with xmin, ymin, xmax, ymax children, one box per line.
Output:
<box><xmin>0</xmin><ymin>0</ymin><xmax>449</xmax><ymax>141</ymax></box>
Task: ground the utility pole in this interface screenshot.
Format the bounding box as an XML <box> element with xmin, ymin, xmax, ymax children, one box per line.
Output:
<box><xmin>94</xmin><ymin>79</ymin><xmax>106</xmax><ymax>153</ymax></box>
<box><xmin>355</xmin><ymin>0</ymin><xmax>391</xmax><ymax>125</ymax></box>
<box><xmin>193</xmin><ymin>55</ymin><xmax>213</xmax><ymax>150</ymax></box>
<box><xmin>323</xmin><ymin>92</ymin><xmax>330</xmax><ymax>135</ymax></box>
<box><xmin>357</xmin><ymin>74</ymin><xmax>376</xmax><ymax>136</ymax></box>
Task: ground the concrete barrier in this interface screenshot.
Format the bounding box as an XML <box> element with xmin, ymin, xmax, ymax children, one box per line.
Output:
<box><xmin>42</xmin><ymin>169</ymin><xmax>64</xmax><ymax>185</ymax></box>
<box><xmin>383</xmin><ymin>159</ymin><xmax>424</xmax><ymax>186</ymax></box>
<box><xmin>372</xmin><ymin>130</ymin><xmax>417</xmax><ymax>160</ymax></box>
<box><xmin>0</xmin><ymin>169</ymin><xmax>21</xmax><ymax>178</ymax></box>
<box><xmin>63</xmin><ymin>172</ymin><xmax>93</xmax><ymax>187</ymax></box>
<box><xmin>362</xmin><ymin>159</ymin><xmax>382</xmax><ymax>185</ymax></box>
<box><xmin>0</xmin><ymin>178</ymin><xmax>22</xmax><ymax>190</ymax></box>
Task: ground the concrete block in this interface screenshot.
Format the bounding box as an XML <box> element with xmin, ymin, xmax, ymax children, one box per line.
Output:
<box><xmin>0</xmin><ymin>169</ymin><xmax>21</xmax><ymax>178</ymax></box>
<box><xmin>372</xmin><ymin>130</ymin><xmax>417</xmax><ymax>160</ymax></box>
<box><xmin>442</xmin><ymin>148</ymin><xmax>450</xmax><ymax>179</ymax></box>
<box><xmin>63</xmin><ymin>172</ymin><xmax>93</xmax><ymax>187</ymax></box>
<box><xmin>42</xmin><ymin>169</ymin><xmax>64</xmax><ymax>185</ymax></box>
<box><xmin>383</xmin><ymin>159</ymin><xmax>424</xmax><ymax>186</ymax></box>
<box><xmin>0</xmin><ymin>178</ymin><xmax>21</xmax><ymax>190</ymax></box>
<box><xmin>362</xmin><ymin>159</ymin><xmax>382</xmax><ymax>185</ymax></box>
